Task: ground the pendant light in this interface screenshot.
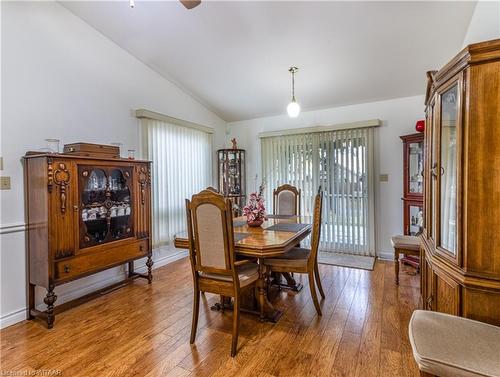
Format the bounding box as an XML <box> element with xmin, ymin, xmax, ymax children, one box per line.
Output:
<box><xmin>287</xmin><ymin>67</ymin><xmax>300</xmax><ymax>118</ymax></box>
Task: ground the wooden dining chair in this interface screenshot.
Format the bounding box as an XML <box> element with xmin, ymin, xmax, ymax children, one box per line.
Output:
<box><xmin>273</xmin><ymin>184</ymin><xmax>301</xmax><ymax>216</ymax></box>
<box><xmin>264</xmin><ymin>188</ymin><xmax>325</xmax><ymax>315</ymax></box>
<box><xmin>185</xmin><ymin>189</ymin><xmax>259</xmax><ymax>357</ymax></box>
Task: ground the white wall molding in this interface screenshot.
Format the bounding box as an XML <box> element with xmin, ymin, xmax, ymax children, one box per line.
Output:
<box><xmin>0</xmin><ymin>222</ymin><xmax>27</xmax><ymax>235</ymax></box>
<box><xmin>377</xmin><ymin>250</ymin><xmax>394</xmax><ymax>261</ymax></box>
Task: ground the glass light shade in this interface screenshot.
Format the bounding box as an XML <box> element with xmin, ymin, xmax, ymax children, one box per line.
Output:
<box><xmin>287</xmin><ymin>100</ymin><xmax>301</xmax><ymax>118</ymax></box>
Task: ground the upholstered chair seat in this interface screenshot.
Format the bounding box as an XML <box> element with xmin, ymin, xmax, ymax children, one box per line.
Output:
<box><xmin>409</xmin><ymin>310</ymin><xmax>500</xmax><ymax>377</ymax></box>
<box><xmin>200</xmin><ymin>263</ymin><xmax>259</xmax><ymax>287</ymax></box>
<box><xmin>391</xmin><ymin>235</ymin><xmax>420</xmax><ymax>251</ymax></box>
<box><xmin>263</xmin><ymin>248</ymin><xmax>310</xmax><ymax>268</ymax></box>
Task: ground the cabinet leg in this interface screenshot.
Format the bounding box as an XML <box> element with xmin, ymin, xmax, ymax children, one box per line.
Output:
<box><xmin>28</xmin><ymin>283</ymin><xmax>35</xmax><ymax>320</ymax></box>
<box><xmin>146</xmin><ymin>254</ymin><xmax>153</xmax><ymax>284</ymax></box>
<box><xmin>44</xmin><ymin>285</ymin><xmax>57</xmax><ymax>329</ymax></box>
<box><xmin>128</xmin><ymin>261</ymin><xmax>134</xmax><ymax>278</ymax></box>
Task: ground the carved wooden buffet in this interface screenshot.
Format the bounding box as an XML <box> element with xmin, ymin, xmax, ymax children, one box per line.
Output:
<box><xmin>24</xmin><ymin>151</ymin><xmax>152</xmax><ymax>328</ymax></box>
<box><xmin>421</xmin><ymin>39</ymin><xmax>500</xmax><ymax>326</ymax></box>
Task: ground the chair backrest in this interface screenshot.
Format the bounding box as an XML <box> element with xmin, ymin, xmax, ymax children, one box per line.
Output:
<box><xmin>273</xmin><ymin>184</ymin><xmax>301</xmax><ymax>216</ymax></box>
<box><xmin>308</xmin><ymin>187</ymin><xmax>324</xmax><ymax>268</ymax></box>
<box><xmin>185</xmin><ymin>190</ymin><xmax>236</xmax><ymax>279</ymax></box>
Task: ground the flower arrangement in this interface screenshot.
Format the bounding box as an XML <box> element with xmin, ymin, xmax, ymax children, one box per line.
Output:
<box><xmin>243</xmin><ymin>183</ymin><xmax>267</xmax><ymax>226</ymax></box>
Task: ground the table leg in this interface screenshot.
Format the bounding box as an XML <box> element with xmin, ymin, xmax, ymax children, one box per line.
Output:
<box><xmin>258</xmin><ymin>260</ymin><xmax>266</xmax><ymax>321</ymax></box>
<box><xmin>269</xmin><ymin>272</ymin><xmax>303</xmax><ymax>292</ymax></box>
<box><xmin>256</xmin><ymin>258</ymin><xmax>283</xmax><ymax>322</ymax></box>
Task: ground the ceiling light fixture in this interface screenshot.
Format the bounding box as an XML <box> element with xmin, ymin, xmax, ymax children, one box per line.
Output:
<box><xmin>287</xmin><ymin>66</ymin><xmax>300</xmax><ymax>118</ymax></box>
<box><xmin>129</xmin><ymin>0</ymin><xmax>135</xmax><ymax>8</ymax></box>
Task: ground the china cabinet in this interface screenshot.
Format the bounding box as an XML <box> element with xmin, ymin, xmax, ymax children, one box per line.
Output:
<box><xmin>24</xmin><ymin>149</ymin><xmax>152</xmax><ymax>328</ymax></box>
<box><xmin>401</xmin><ymin>133</ymin><xmax>424</xmax><ymax>236</ymax></box>
<box><xmin>400</xmin><ymin>133</ymin><xmax>424</xmax><ymax>270</ymax></box>
<box><xmin>420</xmin><ymin>39</ymin><xmax>500</xmax><ymax>326</ymax></box>
<box><xmin>217</xmin><ymin>149</ymin><xmax>246</xmax><ymax>214</ymax></box>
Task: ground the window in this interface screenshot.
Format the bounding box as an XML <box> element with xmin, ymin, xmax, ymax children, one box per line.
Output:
<box><xmin>141</xmin><ymin>118</ymin><xmax>213</xmax><ymax>248</ymax></box>
<box><xmin>261</xmin><ymin>127</ymin><xmax>375</xmax><ymax>256</ymax></box>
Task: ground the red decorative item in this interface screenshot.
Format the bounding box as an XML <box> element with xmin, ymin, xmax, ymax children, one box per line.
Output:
<box><xmin>415</xmin><ymin>120</ymin><xmax>425</xmax><ymax>133</ymax></box>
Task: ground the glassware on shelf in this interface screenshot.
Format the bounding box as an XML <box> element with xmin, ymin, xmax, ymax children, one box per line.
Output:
<box><xmin>127</xmin><ymin>150</ymin><xmax>135</xmax><ymax>160</ymax></box>
<box><xmin>45</xmin><ymin>139</ymin><xmax>60</xmax><ymax>154</ymax></box>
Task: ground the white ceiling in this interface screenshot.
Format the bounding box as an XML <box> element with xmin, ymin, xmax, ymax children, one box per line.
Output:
<box><xmin>62</xmin><ymin>1</ymin><xmax>476</xmax><ymax>122</ymax></box>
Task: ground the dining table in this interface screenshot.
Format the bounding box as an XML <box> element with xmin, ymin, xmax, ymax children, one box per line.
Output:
<box><xmin>174</xmin><ymin>214</ymin><xmax>312</xmax><ymax>322</ymax></box>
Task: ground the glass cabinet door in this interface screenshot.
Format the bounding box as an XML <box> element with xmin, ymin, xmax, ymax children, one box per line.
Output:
<box><xmin>79</xmin><ymin>166</ymin><xmax>134</xmax><ymax>249</ymax></box>
<box><xmin>430</xmin><ymin>104</ymin><xmax>437</xmax><ymax>241</ymax></box>
<box><xmin>408</xmin><ymin>141</ymin><xmax>424</xmax><ymax>195</ymax></box>
<box><xmin>408</xmin><ymin>204</ymin><xmax>424</xmax><ymax>236</ymax></box>
<box><xmin>439</xmin><ymin>83</ymin><xmax>459</xmax><ymax>255</ymax></box>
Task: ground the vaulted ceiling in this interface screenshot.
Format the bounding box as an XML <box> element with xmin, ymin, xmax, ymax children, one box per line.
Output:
<box><xmin>62</xmin><ymin>1</ymin><xmax>476</xmax><ymax>122</ymax></box>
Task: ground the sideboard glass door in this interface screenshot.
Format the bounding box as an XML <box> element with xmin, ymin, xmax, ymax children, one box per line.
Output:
<box><xmin>439</xmin><ymin>83</ymin><xmax>459</xmax><ymax>256</ymax></box>
<box><xmin>79</xmin><ymin>166</ymin><xmax>134</xmax><ymax>249</ymax></box>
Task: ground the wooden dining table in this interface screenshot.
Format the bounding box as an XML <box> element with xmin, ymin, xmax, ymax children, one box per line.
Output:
<box><xmin>174</xmin><ymin>215</ymin><xmax>312</xmax><ymax>322</ymax></box>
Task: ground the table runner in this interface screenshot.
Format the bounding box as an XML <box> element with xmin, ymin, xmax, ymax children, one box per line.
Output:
<box><xmin>265</xmin><ymin>223</ymin><xmax>310</xmax><ymax>232</ymax></box>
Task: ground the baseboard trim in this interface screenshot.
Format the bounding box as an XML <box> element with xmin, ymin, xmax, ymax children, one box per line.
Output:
<box><xmin>377</xmin><ymin>250</ymin><xmax>394</xmax><ymax>261</ymax></box>
<box><xmin>0</xmin><ymin>249</ymin><xmax>188</xmax><ymax>329</ymax></box>
<box><xmin>0</xmin><ymin>308</ymin><xmax>27</xmax><ymax>329</ymax></box>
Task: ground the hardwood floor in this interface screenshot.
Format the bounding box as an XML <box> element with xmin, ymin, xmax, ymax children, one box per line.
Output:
<box><xmin>0</xmin><ymin>258</ymin><xmax>421</xmax><ymax>376</ymax></box>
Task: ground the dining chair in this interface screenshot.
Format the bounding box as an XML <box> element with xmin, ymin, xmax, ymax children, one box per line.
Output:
<box><xmin>264</xmin><ymin>188</ymin><xmax>325</xmax><ymax>315</ymax></box>
<box><xmin>185</xmin><ymin>189</ymin><xmax>259</xmax><ymax>357</ymax></box>
<box><xmin>273</xmin><ymin>184</ymin><xmax>301</xmax><ymax>216</ymax></box>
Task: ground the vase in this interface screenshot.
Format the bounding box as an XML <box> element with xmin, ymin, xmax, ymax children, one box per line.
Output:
<box><xmin>247</xmin><ymin>219</ymin><xmax>264</xmax><ymax>227</ymax></box>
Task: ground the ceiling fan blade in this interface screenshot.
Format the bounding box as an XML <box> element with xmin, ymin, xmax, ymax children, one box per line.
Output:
<box><xmin>180</xmin><ymin>0</ymin><xmax>201</xmax><ymax>9</ymax></box>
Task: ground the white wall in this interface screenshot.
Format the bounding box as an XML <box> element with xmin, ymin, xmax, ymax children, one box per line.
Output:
<box><xmin>0</xmin><ymin>2</ymin><xmax>226</xmax><ymax>328</ymax></box>
<box><xmin>226</xmin><ymin>95</ymin><xmax>425</xmax><ymax>259</ymax></box>
<box><xmin>462</xmin><ymin>1</ymin><xmax>500</xmax><ymax>47</ymax></box>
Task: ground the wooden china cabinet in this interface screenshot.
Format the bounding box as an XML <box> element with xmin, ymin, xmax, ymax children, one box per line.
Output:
<box><xmin>400</xmin><ymin>133</ymin><xmax>424</xmax><ymax>269</ymax></box>
<box><xmin>401</xmin><ymin>133</ymin><xmax>424</xmax><ymax>236</ymax></box>
<box><xmin>420</xmin><ymin>39</ymin><xmax>500</xmax><ymax>326</ymax></box>
<box><xmin>24</xmin><ymin>146</ymin><xmax>152</xmax><ymax>328</ymax></box>
<box><xmin>217</xmin><ymin>149</ymin><xmax>246</xmax><ymax>215</ymax></box>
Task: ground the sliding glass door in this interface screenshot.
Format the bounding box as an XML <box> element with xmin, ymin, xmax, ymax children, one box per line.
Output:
<box><xmin>261</xmin><ymin>127</ymin><xmax>374</xmax><ymax>256</ymax></box>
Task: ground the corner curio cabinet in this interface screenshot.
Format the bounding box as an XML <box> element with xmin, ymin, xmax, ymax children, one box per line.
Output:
<box><xmin>400</xmin><ymin>133</ymin><xmax>424</xmax><ymax>237</ymax></box>
<box><xmin>420</xmin><ymin>39</ymin><xmax>500</xmax><ymax>326</ymax></box>
<box><xmin>217</xmin><ymin>149</ymin><xmax>246</xmax><ymax>214</ymax></box>
<box><xmin>24</xmin><ymin>151</ymin><xmax>152</xmax><ymax>328</ymax></box>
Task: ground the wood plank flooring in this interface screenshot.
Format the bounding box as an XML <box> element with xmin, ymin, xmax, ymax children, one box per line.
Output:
<box><xmin>0</xmin><ymin>258</ymin><xmax>421</xmax><ymax>376</ymax></box>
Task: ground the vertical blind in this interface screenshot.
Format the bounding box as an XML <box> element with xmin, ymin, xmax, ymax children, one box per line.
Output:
<box><xmin>261</xmin><ymin>127</ymin><xmax>375</xmax><ymax>256</ymax></box>
<box><xmin>141</xmin><ymin>118</ymin><xmax>213</xmax><ymax>248</ymax></box>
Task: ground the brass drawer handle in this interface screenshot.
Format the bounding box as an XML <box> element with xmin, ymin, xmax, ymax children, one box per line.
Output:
<box><xmin>64</xmin><ymin>264</ymin><xmax>71</xmax><ymax>273</ymax></box>
<box><xmin>140</xmin><ymin>245</ymin><xmax>144</xmax><ymax>252</ymax></box>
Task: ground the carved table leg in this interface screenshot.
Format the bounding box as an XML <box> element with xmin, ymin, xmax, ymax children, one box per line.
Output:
<box><xmin>256</xmin><ymin>258</ymin><xmax>283</xmax><ymax>323</ymax></box>
<box><xmin>146</xmin><ymin>253</ymin><xmax>153</xmax><ymax>284</ymax></box>
<box><xmin>269</xmin><ymin>272</ymin><xmax>303</xmax><ymax>292</ymax></box>
<box><xmin>258</xmin><ymin>261</ymin><xmax>266</xmax><ymax>321</ymax></box>
<box><xmin>44</xmin><ymin>285</ymin><xmax>57</xmax><ymax>329</ymax></box>
<box><xmin>281</xmin><ymin>272</ymin><xmax>303</xmax><ymax>292</ymax></box>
